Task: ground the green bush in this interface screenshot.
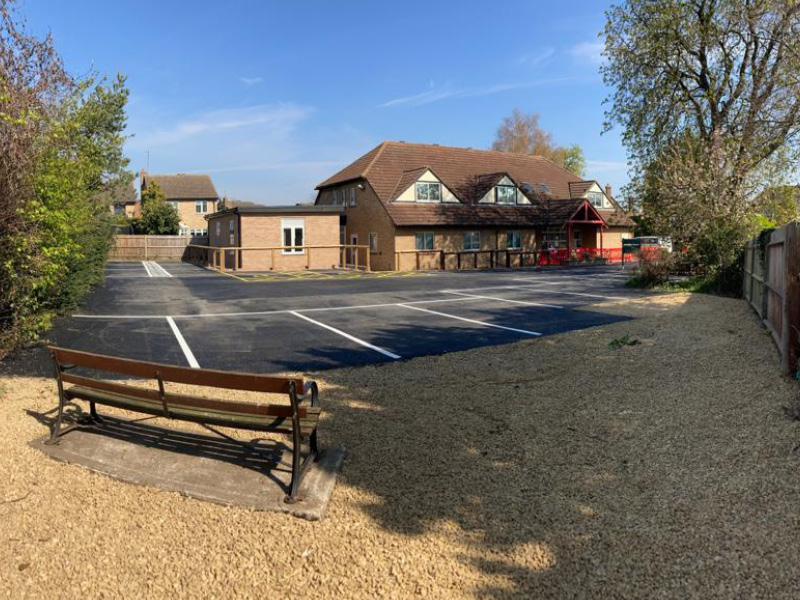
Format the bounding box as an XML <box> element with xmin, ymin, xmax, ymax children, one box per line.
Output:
<box><xmin>628</xmin><ymin>249</ymin><xmax>675</xmax><ymax>287</ymax></box>
<box><xmin>0</xmin><ymin>4</ymin><xmax>131</xmax><ymax>356</ymax></box>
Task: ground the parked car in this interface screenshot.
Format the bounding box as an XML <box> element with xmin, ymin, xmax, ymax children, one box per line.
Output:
<box><xmin>631</xmin><ymin>236</ymin><xmax>673</xmax><ymax>252</ymax></box>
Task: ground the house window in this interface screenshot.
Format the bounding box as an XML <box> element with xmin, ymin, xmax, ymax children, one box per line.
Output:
<box><xmin>542</xmin><ymin>230</ymin><xmax>566</xmax><ymax>249</ymax></box>
<box><xmin>113</xmin><ymin>204</ymin><xmax>124</xmax><ymax>215</ymax></box>
<box><xmin>340</xmin><ymin>189</ymin><xmax>348</xmax><ymax>205</ymax></box>
<box><xmin>587</xmin><ymin>192</ymin><xmax>603</xmax><ymax>207</ymax></box>
<box><xmin>282</xmin><ymin>218</ymin><xmax>305</xmax><ymax>253</ymax></box>
<box><xmin>495</xmin><ymin>185</ymin><xmax>517</xmax><ymax>205</ymax></box>
<box><xmin>415</xmin><ymin>231</ymin><xmax>434</xmax><ymax>250</ymax></box>
<box><xmin>195</xmin><ymin>200</ymin><xmax>208</xmax><ymax>213</ymax></box>
<box><xmin>463</xmin><ymin>231</ymin><xmax>481</xmax><ymax>251</ymax></box>
<box><xmin>229</xmin><ymin>220</ymin><xmax>235</xmax><ymax>245</ymax></box>
<box><xmin>507</xmin><ymin>230</ymin><xmax>521</xmax><ymax>250</ymax></box>
<box><xmin>168</xmin><ymin>201</ymin><xmax>179</xmax><ymax>210</ymax></box>
<box><xmin>574</xmin><ymin>231</ymin><xmax>583</xmax><ymax>248</ymax></box>
<box><xmin>415</xmin><ymin>182</ymin><xmax>442</xmax><ymax>202</ymax></box>
<box><xmin>349</xmin><ymin>188</ymin><xmax>357</xmax><ymax>207</ymax></box>
<box><xmin>369</xmin><ymin>232</ymin><xmax>378</xmax><ymax>253</ymax></box>
<box><xmin>179</xmin><ymin>227</ymin><xmax>188</xmax><ymax>236</ymax></box>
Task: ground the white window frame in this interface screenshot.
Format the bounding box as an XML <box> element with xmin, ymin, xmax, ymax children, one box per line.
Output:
<box><xmin>215</xmin><ymin>221</ymin><xmax>221</xmax><ymax>237</ymax></box>
<box><xmin>281</xmin><ymin>218</ymin><xmax>305</xmax><ymax>254</ymax></box>
<box><xmin>415</xmin><ymin>231</ymin><xmax>434</xmax><ymax>250</ymax></box>
<box><xmin>415</xmin><ymin>182</ymin><xmax>442</xmax><ymax>203</ymax></box>
<box><xmin>495</xmin><ymin>185</ymin><xmax>517</xmax><ymax>205</ymax></box>
<box><xmin>195</xmin><ymin>200</ymin><xmax>208</xmax><ymax>213</ymax></box>
<box><xmin>369</xmin><ymin>232</ymin><xmax>378</xmax><ymax>253</ymax></box>
<box><xmin>179</xmin><ymin>227</ymin><xmax>188</xmax><ymax>237</ymax></box>
<box><xmin>587</xmin><ymin>192</ymin><xmax>603</xmax><ymax>208</ymax></box>
<box><xmin>507</xmin><ymin>230</ymin><xmax>521</xmax><ymax>250</ymax></box>
<box><xmin>463</xmin><ymin>231</ymin><xmax>481</xmax><ymax>251</ymax></box>
<box><xmin>349</xmin><ymin>188</ymin><xmax>357</xmax><ymax>207</ymax></box>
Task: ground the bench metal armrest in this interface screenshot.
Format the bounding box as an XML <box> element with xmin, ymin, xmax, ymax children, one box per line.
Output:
<box><xmin>60</xmin><ymin>363</ymin><xmax>77</xmax><ymax>371</ymax></box>
<box><xmin>298</xmin><ymin>380</ymin><xmax>319</xmax><ymax>407</ymax></box>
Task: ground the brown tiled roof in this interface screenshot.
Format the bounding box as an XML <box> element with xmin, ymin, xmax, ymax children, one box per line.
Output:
<box><xmin>316</xmin><ymin>142</ymin><xmax>582</xmax><ymax>201</ymax></box>
<box><xmin>142</xmin><ymin>173</ymin><xmax>218</xmax><ymax>200</ymax></box>
<box><xmin>317</xmin><ymin>142</ymin><xmax>634</xmax><ymax>228</ymax></box>
<box><xmin>568</xmin><ymin>180</ymin><xmax>595</xmax><ymax>198</ymax></box>
<box><xmin>388</xmin><ymin>198</ymin><xmax>588</xmax><ymax>228</ymax></box>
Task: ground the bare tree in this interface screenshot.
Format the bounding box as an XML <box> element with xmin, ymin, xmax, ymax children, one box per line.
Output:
<box><xmin>491</xmin><ymin>108</ymin><xmax>586</xmax><ymax>176</ymax></box>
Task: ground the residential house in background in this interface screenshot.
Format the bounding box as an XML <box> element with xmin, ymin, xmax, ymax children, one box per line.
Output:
<box><xmin>314</xmin><ymin>141</ymin><xmax>634</xmax><ymax>271</ymax></box>
<box><xmin>108</xmin><ymin>181</ymin><xmax>140</xmax><ymax>218</ymax></box>
<box><xmin>140</xmin><ymin>170</ymin><xmax>219</xmax><ymax>236</ymax></box>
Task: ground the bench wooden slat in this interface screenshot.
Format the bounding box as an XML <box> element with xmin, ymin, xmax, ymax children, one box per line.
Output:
<box><xmin>50</xmin><ymin>346</ymin><xmax>303</xmax><ymax>394</ymax></box>
<box><xmin>65</xmin><ymin>386</ymin><xmax>320</xmax><ymax>436</ymax></box>
<box><xmin>61</xmin><ymin>373</ymin><xmax>316</xmax><ymax>419</ymax></box>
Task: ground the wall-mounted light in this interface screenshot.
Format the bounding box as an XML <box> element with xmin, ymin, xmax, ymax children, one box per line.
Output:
<box><xmin>357</xmin><ymin>183</ymin><xmax>365</xmax><ymax>190</ymax></box>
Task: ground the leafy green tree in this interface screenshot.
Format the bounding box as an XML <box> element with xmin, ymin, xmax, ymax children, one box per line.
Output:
<box><xmin>491</xmin><ymin>108</ymin><xmax>587</xmax><ymax>176</ymax></box>
<box><xmin>603</xmin><ymin>0</ymin><xmax>800</xmax><ymax>274</ymax></box>
<box><xmin>137</xmin><ymin>182</ymin><xmax>179</xmax><ymax>234</ymax></box>
<box><xmin>0</xmin><ymin>0</ymin><xmax>132</xmax><ymax>353</ymax></box>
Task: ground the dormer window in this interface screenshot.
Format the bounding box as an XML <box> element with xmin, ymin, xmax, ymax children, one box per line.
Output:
<box><xmin>495</xmin><ymin>185</ymin><xmax>517</xmax><ymax>205</ymax></box>
<box><xmin>415</xmin><ymin>182</ymin><xmax>442</xmax><ymax>202</ymax></box>
<box><xmin>587</xmin><ymin>191</ymin><xmax>603</xmax><ymax>207</ymax></box>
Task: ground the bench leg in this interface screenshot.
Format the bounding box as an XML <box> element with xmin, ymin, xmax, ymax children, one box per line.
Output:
<box><xmin>45</xmin><ymin>393</ymin><xmax>67</xmax><ymax>445</ymax></box>
<box><xmin>89</xmin><ymin>401</ymin><xmax>102</xmax><ymax>423</ymax></box>
<box><xmin>285</xmin><ymin>425</ymin><xmax>304</xmax><ymax>504</ymax></box>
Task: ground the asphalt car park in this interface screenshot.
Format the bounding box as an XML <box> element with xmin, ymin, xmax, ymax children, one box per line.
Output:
<box><xmin>46</xmin><ymin>261</ymin><xmax>649</xmax><ymax>373</ymax></box>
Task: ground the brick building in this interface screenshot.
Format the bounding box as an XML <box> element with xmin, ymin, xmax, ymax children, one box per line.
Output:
<box><xmin>314</xmin><ymin>141</ymin><xmax>635</xmax><ymax>271</ymax></box>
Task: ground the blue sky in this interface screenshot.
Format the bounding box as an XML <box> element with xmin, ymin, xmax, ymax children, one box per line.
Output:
<box><xmin>23</xmin><ymin>0</ymin><xmax>627</xmax><ymax>204</ymax></box>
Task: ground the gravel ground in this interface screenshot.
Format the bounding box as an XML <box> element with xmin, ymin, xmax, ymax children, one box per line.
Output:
<box><xmin>1</xmin><ymin>293</ymin><xmax>799</xmax><ymax>599</ymax></box>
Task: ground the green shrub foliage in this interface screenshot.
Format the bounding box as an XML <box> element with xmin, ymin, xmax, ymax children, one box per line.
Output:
<box><xmin>0</xmin><ymin>2</ymin><xmax>131</xmax><ymax>355</ymax></box>
<box><xmin>135</xmin><ymin>182</ymin><xmax>179</xmax><ymax>235</ymax></box>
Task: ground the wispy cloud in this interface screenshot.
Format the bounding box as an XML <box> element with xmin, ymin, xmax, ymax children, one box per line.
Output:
<box><xmin>380</xmin><ymin>78</ymin><xmax>576</xmax><ymax>108</ymax></box>
<box><xmin>516</xmin><ymin>47</ymin><xmax>555</xmax><ymax>68</ymax></box>
<box><xmin>185</xmin><ymin>160</ymin><xmax>345</xmax><ymax>174</ymax></box>
<box><xmin>240</xmin><ymin>76</ymin><xmax>264</xmax><ymax>86</ymax></box>
<box><xmin>587</xmin><ymin>159</ymin><xmax>627</xmax><ymax>173</ymax></box>
<box><xmin>129</xmin><ymin>103</ymin><xmax>313</xmax><ymax>148</ymax></box>
<box><xmin>569</xmin><ymin>40</ymin><xmax>605</xmax><ymax>66</ymax></box>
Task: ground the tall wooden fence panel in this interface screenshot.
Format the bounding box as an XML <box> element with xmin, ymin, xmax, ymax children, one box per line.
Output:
<box><xmin>743</xmin><ymin>222</ymin><xmax>800</xmax><ymax>375</ymax></box>
<box><xmin>108</xmin><ymin>235</ymin><xmax>207</xmax><ymax>261</ymax></box>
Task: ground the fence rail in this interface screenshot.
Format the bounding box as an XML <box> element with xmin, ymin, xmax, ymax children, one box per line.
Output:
<box><xmin>393</xmin><ymin>247</ymin><xmax>639</xmax><ymax>271</ymax></box>
<box><xmin>186</xmin><ymin>244</ymin><xmax>371</xmax><ymax>272</ymax></box>
<box><xmin>109</xmin><ymin>235</ymin><xmax>207</xmax><ymax>261</ymax></box>
<box><xmin>743</xmin><ymin>222</ymin><xmax>800</xmax><ymax>375</ymax></box>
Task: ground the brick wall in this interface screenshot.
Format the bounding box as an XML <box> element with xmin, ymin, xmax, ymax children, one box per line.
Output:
<box><xmin>238</xmin><ymin>213</ymin><xmax>341</xmax><ymax>271</ymax></box>
<box><xmin>316</xmin><ymin>182</ymin><xmax>398</xmax><ymax>271</ymax></box>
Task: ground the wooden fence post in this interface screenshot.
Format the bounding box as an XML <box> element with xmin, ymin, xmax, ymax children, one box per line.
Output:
<box><xmin>784</xmin><ymin>222</ymin><xmax>800</xmax><ymax>376</ymax></box>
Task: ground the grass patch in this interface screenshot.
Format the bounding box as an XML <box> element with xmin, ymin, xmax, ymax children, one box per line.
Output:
<box><xmin>609</xmin><ymin>334</ymin><xmax>640</xmax><ymax>349</ymax></box>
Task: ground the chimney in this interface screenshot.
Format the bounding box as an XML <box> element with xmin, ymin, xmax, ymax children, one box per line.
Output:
<box><xmin>605</xmin><ymin>183</ymin><xmax>612</xmax><ymax>198</ymax></box>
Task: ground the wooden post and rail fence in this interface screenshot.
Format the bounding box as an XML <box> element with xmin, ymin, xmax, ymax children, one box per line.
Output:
<box><xmin>743</xmin><ymin>221</ymin><xmax>800</xmax><ymax>376</ymax></box>
<box><xmin>185</xmin><ymin>244</ymin><xmax>372</xmax><ymax>273</ymax></box>
<box><xmin>393</xmin><ymin>247</ymin><xmax>631</xmax><ymax>271</ymax></box>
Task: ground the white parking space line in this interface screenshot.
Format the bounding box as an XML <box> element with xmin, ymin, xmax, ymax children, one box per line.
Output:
<box><xmin>289</xmin><ymin>311</ymin><xmax>402</xmax><ymax>360</ymax></box>
<box><xmin>149</xmin><ymin>262</ymin><xmax>173</xmax><ymax>278</ymax></box>
<box><xmin>142</xmin><ymin>261</ymin><xmax>154</xmax><ymax>277</ymax></box>
<box><xmin>166</xmin><ymin>317</ymin><xmax>200</xmax><ymax>368</ymax></box>
<box><xmin>400</xmin><ymin>304</ymin><xmax>542</xmax><ymax>336</ymax></box>
<box><xmin>515</xmin><ymin>286</ymin><xmax>629</xmax><ymax>301</ymax></box>
<box><xmin>443</xmin><ymin>290</ymin><xmax>564</xmax><ymax>309</ymax></box>
<box><xmin>74</xmin><ymin>282</ymin><xmax>637</xmax><ymax>320</ymax></box>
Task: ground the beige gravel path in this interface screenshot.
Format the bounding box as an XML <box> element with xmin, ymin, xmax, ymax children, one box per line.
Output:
<box><xmin>1</xmin><ymin>293</ymin><xmax>798</xmax><ymax>599</ymax></box>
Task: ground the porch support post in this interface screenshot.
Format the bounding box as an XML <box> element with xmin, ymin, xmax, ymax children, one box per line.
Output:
<box><xmin>567</xmin><ymin>223</ymin><xmax>572</xmax><ymax>255</ymax></box>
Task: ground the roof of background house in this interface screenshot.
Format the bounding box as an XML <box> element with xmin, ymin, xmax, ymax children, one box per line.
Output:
<box><xmin>142</xmin><ymin>173</ymin><xmax>219</xmax><ymax>200</ymax></box>
<box><xmin>316</xmin><ymin>141</ymin><xmax>633</xmax><ymax>228</ymax></box>
<box><xmin>205</xmin><ymin>204</ymin><xmax>344</xmax><ymax>219</ymax></box>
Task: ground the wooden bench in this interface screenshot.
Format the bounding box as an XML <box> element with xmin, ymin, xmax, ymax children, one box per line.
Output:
<box><xmin>47</xmin><ymin>346</ymin><xmax>321</xmax><ymax>503</ymax></box>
